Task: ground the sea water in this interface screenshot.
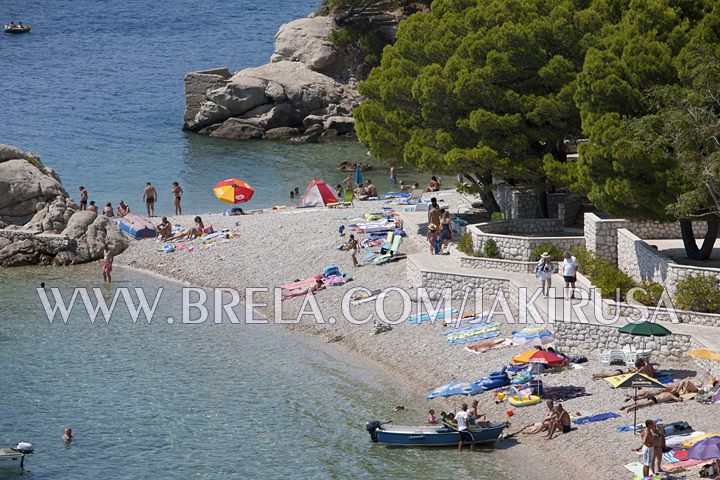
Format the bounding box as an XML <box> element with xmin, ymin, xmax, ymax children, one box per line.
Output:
<box><xmin>0</xmin><ymin>266</ymin><xmax>508</xmax><ymax>479</ymax></box>
<box><xmin>1</xmin><ymin>0</ymin><xmax>430</xmax><ymax>213</ymax></box>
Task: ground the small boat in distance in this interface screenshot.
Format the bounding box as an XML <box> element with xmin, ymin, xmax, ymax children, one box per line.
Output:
<box><xmin>0</xmin><ymin>442</ymin><xmax>33</xmax><ymax>468</ymax></box>
<box><xmin>365</xmin><ymin>420</ymin><xmax>509</xmax><ymax>447</ymax></box>
<box><xmin>4</xmin><ymin>23</ymin><xmax>32</xmax><ymax>33</ymax></box>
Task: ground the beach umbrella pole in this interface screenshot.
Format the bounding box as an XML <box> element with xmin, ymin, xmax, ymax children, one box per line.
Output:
<box><xmin>633</xmin><ymin>387</ymin><xmax>638</xmax><ymax>435</ymax></box>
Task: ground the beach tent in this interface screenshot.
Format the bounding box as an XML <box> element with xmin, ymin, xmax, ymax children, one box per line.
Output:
<box><xmin>297</xmin><ymin>179</ymin><xmax>339</xmax><ymax>207</ymax></box>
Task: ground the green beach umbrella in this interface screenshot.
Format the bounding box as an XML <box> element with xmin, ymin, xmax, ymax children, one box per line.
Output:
<box><xmin>618</xmin><ymin>321</ymin><xmax>672</xmax><ymax>351</ymax></box>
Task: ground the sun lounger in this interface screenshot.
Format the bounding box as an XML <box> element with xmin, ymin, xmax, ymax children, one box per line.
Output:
<box><xmin>343</xmin><ymin>190</ymin><xmax>354</xmax><ymax>206</ymax></box>
<box><xmin>374</xmin><ymin>235</ymin><xmax>403</xmax><ymax>264</ymax></box>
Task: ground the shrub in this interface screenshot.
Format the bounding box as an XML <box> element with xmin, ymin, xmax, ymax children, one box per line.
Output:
<box><xmin>529</xmin><ymin>243</ymin><xmax>564</xmax><ymax>261</ymax></box>
<box><xmin>568</xmin><ymin>247</ymin><xmax>636</xmax><ymax>300</ymax></box>
<box><xmin>481</xmin><ymin>239</ymin><xmax>501</xmax><ymax>258</ymax></box>
<box><xmin>490</xmin><ymin>211</ymin><xmax>505</xmax><ymax>221</ymax></box>
<box><xmin>632</xmin><ymin>281</ymin><xmax>666</xmax><ymax>307</ymax></box>
<box><xmin>456</xmin><ymin>233</ymin><xmax>474</xmax><ymax>255</ymax></box>
<box><xmin>675</xmin><ymin>276</ymin><xmax>720</xmax><ymax>313</ymax></box>
<box><xmin>329</xmin><ymin>27</ymin><xmax>357</xmax><ymax>46</ymax></box>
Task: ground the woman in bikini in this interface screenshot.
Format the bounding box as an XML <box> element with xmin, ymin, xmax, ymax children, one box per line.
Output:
<box><xmin>168</xmin><ymin>216</ymin><xmax>203</xmax><ymax>241</ymax></box>
<box><xmin>172</xmin><ymin>181</ymin><xmax>183</xmax><ymax>215</ymax></box>
<box><xmin>620</xmin><ymin>391</ymin><xmax>683</xmax><ymax>412</ymax></box>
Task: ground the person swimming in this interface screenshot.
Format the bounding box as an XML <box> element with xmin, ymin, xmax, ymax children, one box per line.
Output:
<box><xmin>63</xmin><ymin>427</ymin><xmax>73</xmax><ymax>442</ymax></box>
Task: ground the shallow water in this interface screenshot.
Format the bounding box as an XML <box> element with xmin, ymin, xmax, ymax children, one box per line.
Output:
<box><xmin>2</xmin><ymin>0</ymin><xmax>429</xmax><ymax>213</ymax></box>
<box><xmin>0</xmin><ymin>266</ymin><xmax>508</xmax><ymax>479</ymax></box>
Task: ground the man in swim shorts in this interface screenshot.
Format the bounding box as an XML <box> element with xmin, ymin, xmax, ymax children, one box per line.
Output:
<box><xmin>144</xmin><ymin>182</ymin><xmax>157</xmax><ymax>217</ymax></box>
<box><xmin>455</xmin><ymin>403</ymin><xmax>474</xmax><ymax>451</ymax></box>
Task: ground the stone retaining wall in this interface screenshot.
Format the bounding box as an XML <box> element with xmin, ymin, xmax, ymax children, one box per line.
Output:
<box><xmin>552</xmin><ymin>322</ymin><xmax>693</xmax><ymax>358</ymax></box>
<box><xmin>469</xmin><ymin>223</ymin><xmax>584</xmax><ymax>261</ymax></box>
<box><xmin>453</xmin><ymin>249</ymin><xmax>559</xmax><ymax>274</ymax></box>
<box><xmin>478</xmin><ymin>219</ymin><xmax>564</xmax><ymax>235</ymax></box>
<box><xmin>617</xmin><ymin>228</ymin><xmax>720</xmax><ymax>298</ymax></box>
<box><xmin>584</xmin><ymin>213</ymin><xmax>708</xmax><ymax>264</ymax></box>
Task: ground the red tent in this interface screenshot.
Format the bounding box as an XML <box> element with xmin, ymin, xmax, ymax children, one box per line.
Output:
<box><xmin>297</xmin><ymin>178</ymin><xmax>339</xmax><ymax>207</ymax></box>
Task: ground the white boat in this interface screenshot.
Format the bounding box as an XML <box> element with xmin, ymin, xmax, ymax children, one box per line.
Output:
<box><xmin>0</xmin><ymin>443</ymin><xmax>33</xmax><ymax>468</ymax></box>
<box><xmin>4</xmin><ymin>24</ymin><xmax>32</xmax><ymax>33</ymax></box>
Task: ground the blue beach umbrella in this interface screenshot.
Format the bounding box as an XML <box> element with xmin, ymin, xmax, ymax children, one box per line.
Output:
<box><xmin>354</xmin><ymin>166</ymin><xmax>363</xmax><ymax>186</ymax></box>
<box><xmin>427</xmin><ymin>381</ymin><xmax>483</xmax><ymax>400</ymax></box>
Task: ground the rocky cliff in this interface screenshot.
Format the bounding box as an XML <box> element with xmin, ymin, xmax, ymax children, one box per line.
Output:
<box><xmin>183</xmin><ymin>16</ymin><xmax>365</xmax><ymax>142</ymax></box>
<box><xmin>0</xmin><ymin>144</ymin><xmax>128</xmax><ymax>267</ymax></box>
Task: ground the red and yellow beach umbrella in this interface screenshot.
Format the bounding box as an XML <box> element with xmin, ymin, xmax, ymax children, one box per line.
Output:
<box><xmin>213</xmin><ymin>178</ymin><xmax>254</xmax><ymax>204</ymax></box>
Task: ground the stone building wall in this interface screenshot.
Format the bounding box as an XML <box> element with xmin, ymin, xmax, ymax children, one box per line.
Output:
<box><xmin>468</xmin><ymin>224</ymin><xmax>584</xmax><ymax>261</ymax></box>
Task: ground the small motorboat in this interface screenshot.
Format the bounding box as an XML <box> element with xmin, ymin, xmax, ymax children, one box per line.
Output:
<box><xmin>366</xmin><ymin>420</ymin><xmax>509</xmax><ymax>447</ymax></box>
<box><xmin>118</xmin><ymin>213</ymin><xmax>156</xmax><ymax>239</ymax></box>
<box><xmin>0</xmin><ymin>442</ymin><xmax>33</xmax><ymax>468</ymax></box>
<box><xmin>4</xmin><ymin>24</ymin><xmax>32</xmax><ymax>33</ymax></box>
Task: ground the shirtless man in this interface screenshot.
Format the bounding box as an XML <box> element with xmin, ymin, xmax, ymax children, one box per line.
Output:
<box><xmin>638</xmin><ymin>420</ymin><xmax>660</xmax><ymax>477</ymax></box>
<box><xmin>79</xmin><ymin>186</ymin><xmax>88</xmax><ymax>210</ymax></box>
<box><xmin>469</xmin><ymin>399</ymin><xmax>489</xmax><ymax>427</ymax></box>
<box><xmin>103</xmin><ymin>202</ymin><xmax>115</xmax><ymax>217</ymax></box>
<box><xmin>63</xmin><ymin>427</ymin><xmax>73</xmax><ymax>443</ymax></box>
<box><xmin>87</xmin><ymin>201</ymin><xmax>98</xmax><ymax>213</ymax></box>
<box><xmin>523</xmin><ymin>400</ymin><xmax>555</xmax><ymax>435</ymax></box>
<box><xmin>546</xmin><ymin>403</ymin><xmax>571</xmax><ymax>439</ymax></box>
<box><xmin>364</xmin><ymin>180</ymin><xmax>378</xmax><ymax>197</ymax></box>
<box><xmin>143</xmin><ymin>182</ymin><xmax>157</xmax><ymax>217</ymax></box>
<box><xmin>117</xmin><ymin>200</ymin><xmax>130</xmax><ymax>218</ymax></box>
<box><xmin>621</xmin><ymin>391</ymin><xmax>683</xmax><ymax>412</ymax></box>
<box><xmin>172</xmin><ymin>181</ymin><xmax>183</xmax><ymax>215</ymax></box>
<box><xmin>428</xmin><ymin>198</ymin><xmax>441</xmax><ymax>231</ymax></box>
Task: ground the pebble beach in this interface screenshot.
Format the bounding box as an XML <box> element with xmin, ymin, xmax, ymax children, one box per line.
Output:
<box><xmin>114</xmin><ymin>199</ymin><xmax>720</xmax><ymax>480</ymax></box>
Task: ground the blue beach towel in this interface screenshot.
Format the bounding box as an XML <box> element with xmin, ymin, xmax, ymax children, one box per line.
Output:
<box><xmin>572</xmin><ymin>412</ymin><xmax>620</xmax><ymax>425</ymax></box>
<box><xmin>409</xmin><ymin>310</ymin><xmax>458</xmax><ymax>324</ymax></box>
<box><xmin>662</xmin><ymin>452</ymin><xmax>680</xmax><ymax>464</ymax></box>
<box><xmin>441</xmin><ymin>322</ymin><xmax>492</xmax><ymax>336</ymax></box>
<box><xmin>448</xmin><ymin>331</ymin><xmax>500</xmax><ymax>346</ymax></box>
<box><xmin>616</xmin><ymin>418</ymin><xmax>662</xmax><ymax>432</ymax></box>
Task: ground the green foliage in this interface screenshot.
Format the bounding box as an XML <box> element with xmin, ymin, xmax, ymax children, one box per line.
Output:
<box><xmin>480</xmin><ymin>239</ymin><xmax>500</xmax><ymax>259</ymax></box>
<box><xmin>490</xmin><ymin>211</ymin><xmax>505</xmax><ymax>221</ymax></box>
<box><xmin>569</xmin><ymin>247</ymin><xmax>635</xmax><ymax>300</ymax></box>
<box><xmin>456</xmin><ymin>233</ymin><xmax>474</xmax><ymax>255</ymax></box>
<box><xmin>329</xmin><ymin>27</ymin><xmax>358</xmax><ymax>46</ymax></box>
<box><xmin>550</xmin><ymin>0</ymin><xmax>720</xmax><ymax>223</ymax></box>
<box><xmin>355</xmin><ymin>0</ymin><xmax>612</xmax><ymax>191</ymax></box>
<box><xmin>530</xmin><ymin>243</ymin><xmax>563</xmax><ymax>262</ymax></box>
<box><xmin>675</xmin><ymin>275</ymin><xmax>720</xmax><ymax>313</ymax></box>
<box><xmin>632</xmin><ymin>281</ymin><xmax>667</xmax><ymax>307</ymax></box>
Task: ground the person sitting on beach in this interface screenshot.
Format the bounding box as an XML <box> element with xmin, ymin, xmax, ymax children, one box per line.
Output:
<box><xmin>426</xmin><ymin>176</ymin><xmax>440</xmax><ymax>192</ymax></box>
<box><xmin>428</xmin><ymin>409</ymin><xmax>437</xmax><ymax>424</ymax></box>
<box><xmin>167</xmin><ymin>216</ymin><xmax>204</xmax><ymax>241</ymax></box>
<box><xmin>399</xmin><ymin>180</ymin><xmax>414</xmax><ymax>193</ymax></box>
<box><xmin>364</xmin><ymin>180</ymin><xmax>378</xmax><ymax>197</ymax></box>
<box><xmin>63</xmin><ymin>427</ymin><xmax>73</xmax><ymax>442</ymax></box>
<box><xmin>87</xmin><ymin>200</ymin><xmax>98</xmax><ymax>213</ymax></box>
<box><xmin>520</xmin><ymin>400</ymin><xmax>555</xmax><ymax>435</ymax></box>
<box><xmin>310</xmin><ymin>278</ymin><xmax>325</xmax><ymax>293</ymax></box>
<box><xmin>103</xmin><ymin>202</ymin><xmax>115</xmax><ymax>217</ymax></box>
<box><xmin>546</xmin><ymin>403</ymin><xmax>571</xmax><ymax>439</ymax></box>
<box><xmin>117</xmin><ymin>200</ymin><xmax>130</xmax><ymax>218</ymax></box>
<box><xmin>156</xmin><ymin>217</ymin><xmax>172</xmax><ymax>240</ymax></box>
<box><xmin>621</xmin><ymin>391</ymin><xmax>683</xmax><ymax>412</ymax></box>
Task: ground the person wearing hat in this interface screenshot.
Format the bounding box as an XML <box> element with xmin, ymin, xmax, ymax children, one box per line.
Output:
<box><xmin>427</xmin><ymin>223</ymin><xmax>439</xmax><ymax>255</ymax></box>
<box><xmin>535</xmin><ymin>251</ymin><xmax>555</xmax><ymax>298</ymax></box>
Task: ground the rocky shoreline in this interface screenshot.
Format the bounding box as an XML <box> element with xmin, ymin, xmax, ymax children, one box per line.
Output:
<box><xmin>183</xmin><ymin>15</ymin><xmax>366</xmax><ymax>142</ymax></box>
<box><xmin>0</xmin><ymin>144</ymin><xmax>127</xmax><ymax>267</ymax></box>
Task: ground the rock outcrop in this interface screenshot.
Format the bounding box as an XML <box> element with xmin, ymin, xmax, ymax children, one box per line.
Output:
<box><xmin>183</xmin><ymin>16</ymin><xmax>360</xmax><ymax>142</ymax></box>
<box><xmin>0</xmin><ymin>144</ymin><xmax>128</xmax><ymax>267</ymax></box>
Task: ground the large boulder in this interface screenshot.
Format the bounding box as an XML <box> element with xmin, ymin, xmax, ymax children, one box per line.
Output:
<box><xmin>323</xmin><ymin>116</ymin><xmax>356</xmax><ymax>135</ymax></box>
<box><xmin>0</xmin><ymin>147</ymin><xmax>68</xmax><ymax>225</ymax></box>
<box><xmin>203</xmin><ymin>119</ymin><xmax>265</xmax><ymax>140</ymax></box>
<box><xmin>271</xmin><ymin>17</ymin><xmax>341</xmax><ymax>74</ymax></box>
<box><xmin>190</xmin><ymin>76</ymin><xmax>268</xmax><ymax>130</ymax></box>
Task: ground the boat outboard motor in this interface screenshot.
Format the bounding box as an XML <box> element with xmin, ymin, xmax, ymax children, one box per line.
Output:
<box><xmin>15</xmin><ymin>442</ymin><xmax>33</xmax><ymax>454</ymax></box>
<box><xmin>365</xmin><ymin>421</ymin><xmax>381</xmax><ymax>443</ymax></box>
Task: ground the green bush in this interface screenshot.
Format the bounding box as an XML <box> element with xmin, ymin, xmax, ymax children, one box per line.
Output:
<box><xmin>633</xmin><ymin>281</ymin><xmax>666</xmax><ymax>307</ymax></box>
<box><xmin>481</xmin><ymin>239</ymin><xmax>501</xmax><ymax>258</ymax></box>
<box><xmin>456</xmin><ymin>233</ymin><xmax>474</xmax><ymax>255</ymax></box>
<box><xmin>568</xmin><ymin>247</ymin><xmax>636</xmax><ymax>300</ymax></box>
<box><xmin>570</xmin><ymin>246</ymin><xmax>596</xmax><ymax>276</ymax></box>
<box><xmin>490</xmin><ymin>211</ymin><xmax>506</xmax><ymax>221</ymax></box>
<box><xmin>529</xmin><ymin>243</ymin><xmax>564</xmax><ymax>261</ymax></box>
<box><xmin>329</xmin><ymin>27</ymin><xmax>358</xmax><ymax>46</ymax></box>
<box><xmin>675</xmin><ymin>276</ymin><xmax>720</xmax><ymax>313</ymax></box>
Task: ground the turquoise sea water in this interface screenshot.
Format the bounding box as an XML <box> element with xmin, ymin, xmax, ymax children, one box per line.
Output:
<box><xmin>0</xmin><ymin>267</ymin><xmax>508</xmax><ymax>479</ymax></box>
<box><xmin>1</xmin><ymin>0</ymin><xmax>427</xmax><ymax>213</ymax></box>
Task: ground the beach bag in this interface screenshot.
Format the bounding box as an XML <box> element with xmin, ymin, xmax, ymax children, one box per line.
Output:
<box><xmin>323</xmin><ymin>265</ymin><xmax>341</xmax><ymax>278</ymax></box>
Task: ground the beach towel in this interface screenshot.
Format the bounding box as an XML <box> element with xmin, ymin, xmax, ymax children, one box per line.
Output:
<box><xmin>445</xmin><ymin>325</ymin><xmax>500</xmax><ymax>342</ymax></box>
<box><xmin>279</xmin><ymin>274</ymin><xmax>323</xmax><ymax>300</ymax></box>
<box><xmin>673</xmin><ymin>449</ymin><xmax>689</xmax><ymax>461</ymax></box>
<box><xmin>572</xmin><ymin>412</ymin><xmax>620</xmax><ymax>425</ymax></box>
<box><xmin>441</xmin><ymin>322</ymin><xmax>493</xmax><ymax>336</ymax></box>
<box><xmin>464</xmin><ymin>339</ymin><xmax>506</xmax><ymax>353</ymax></box>
<box><xmin>662</xmin><ymin>452</ymin><xmax>680</xmax><ymax>464</ymax></box>
<box><xmin>616</xmin><ymin>419</ymin><xmax>662</xmax><ymax>432</ymax></box>
<box><xmin>408</xmin><ymin>309</ymin><xmax>458</xmax><ymax>324</ymax></box>
<box><xmin>447</xmin><ymin>331</ymin><xmax>500</xmax><ymax>346</ymax></box>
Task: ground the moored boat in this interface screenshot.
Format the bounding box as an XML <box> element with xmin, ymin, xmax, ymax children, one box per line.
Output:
<box><xmin>0</xmin><ymin>442</ymin><xmax>33</xmax><ymax>468</ymax></box>
<box><xmin>365</xmin><ymin>420</ymin><xmax>509</xmax><ymax>447</ymax></box>
<box><xmin>118</xmin><ymin>213</ymin><xmax>157</xmax><ymax>239</ymax></box>
<box><xmin>4</xmin><ymin>24</ymin><xmax>32</xmax><ymax>33</ymax></box>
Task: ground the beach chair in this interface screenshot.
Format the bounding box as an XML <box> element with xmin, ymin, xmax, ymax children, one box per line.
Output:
<box><xmin>343</xmin><ymin>189</ymin><xmax>354</xmax><ymax>206</ymax></box>
<box><xmin>374</xmin><ymin>235</ymin><xmax>404</xmax><ymax>264</ymax></box>
<box><xmin>408</xmin><ymin>189</ymin><xmax>424</xmax><ymax>203</ymax></box>
<box><xmin>361</xmin><ymin>231</ymin><xmax>394</xmax><ymax>264</ymax></box>
<box><xmin>599</xmin><ymin>349</ymin><xmax>626</xmax><ymax>366</ymax></box>
<box><xmin>622</xmin><ymin>345</ymin><xmax>652</xmax><ymax>366</ymax></box>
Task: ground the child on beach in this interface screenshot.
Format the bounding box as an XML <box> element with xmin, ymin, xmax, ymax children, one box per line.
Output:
<box><xmin>346</xmin><ymin>234</ymin><xmax>359</xmax><ymax>267</ymax></box>
<box><xmin>102</xmin><ymin>244</ymin><xmax>113</xmax><ymax>282</ymax></box>
<box><xmin>427</xmin><ymin>224</ymin><xmax>439</xmax><ymax>254</ymax></box>
<box><xmin>427</xmin><ymin>409</ymin><xmax>437</xmax><ymax>424</ymax></box>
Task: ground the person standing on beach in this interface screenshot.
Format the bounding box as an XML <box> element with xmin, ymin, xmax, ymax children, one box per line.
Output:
<box><xmin>172</xmin><ymin>182</ymin><xmax>183</xmax><ymax>215</ymax></box>
<box><xmin>535</xmin><ymin>252</ymin><xmax>554</xmax><ymax>298</ymax></box>
<box><xmin>346</xmin><ymin>234</ymin><xmax>359</xmax><ymax>267</ymax></box>
<box><xmin>455</xmin><ymin>403</ymin><xmax>474</xmax><ymax>451</ymax></box>
<box><xmin>428</xmin><ymin>198</ymin><xmax>441</xmax><ymax>231</ymax></box>
<box><xmin>389</xmin><ymin>166</ymin><xmax>397</xmax><ymax>185</ymax></box>
<box><xmin>343</xmin><ymin>175</ymin><xmax>353</xmax><ymax>191</ymax></box>
<box><xmin>101</xmin><ymin>244</ymin><xmax>113</xmax><ymax>282</ymax></box>
<box><xmin>562</xmin><ymin>251</ymin><xmax>578</xmax><ymax>299</ymax></box>
<box><xmin>638</xmin><ymin>420</ymin><xmax>659</xmax><ymax>477</ymax></box>
<box><xmin>79</xmin><ymin>186</ymin><xmax>88</xmax><ymax>211</ymax></box>
<box><xmin>143</xmin><ymin>182</ymin><xmax>157</xmax><ymax>217</ymax></box>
